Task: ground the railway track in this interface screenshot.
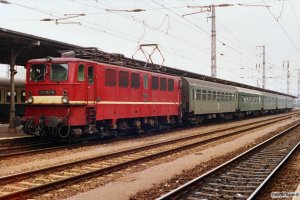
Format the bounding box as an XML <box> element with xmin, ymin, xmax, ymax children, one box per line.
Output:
<box><xmin>0</xmin><ymin>112</ymin><xmax>297</xmax><ymax>160</ymax></box>
<box><xmin>0</xmin><ymin>113</ymin><xmax>298</xmax><ymax>199</ymax></box>
<box><xmin>157</xmin><ymin>123</ymin><xmax>300</xmax><ymax>200</ymax></box>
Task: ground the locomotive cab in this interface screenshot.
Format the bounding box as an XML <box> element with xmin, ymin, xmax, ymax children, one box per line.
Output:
<box><xmin>19</xmin><ymin>57</ymin><xmax>96</xmax><ymax>139</ymax></box>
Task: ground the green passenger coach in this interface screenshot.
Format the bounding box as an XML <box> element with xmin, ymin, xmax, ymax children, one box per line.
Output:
<box><xmin>181</xmin><ymin>77</ymin><xmax>237</xmax><ymax>123</ymax></box>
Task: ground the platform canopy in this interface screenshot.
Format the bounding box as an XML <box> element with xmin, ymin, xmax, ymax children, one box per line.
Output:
<box><xmin>0</xmin><ymin>27</ymin><xmax>82</xmax><ymax>66</ymax></box>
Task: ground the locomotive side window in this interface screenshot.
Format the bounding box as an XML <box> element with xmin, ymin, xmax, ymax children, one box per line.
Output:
<box><xmin>105</xmin><ymin>68</ymin><xmax>116</xmax><ymax>86</ymax></box>
<box><xmin>160</xmin><ymin>78</ymin><xmax>166</xmax><ymax>91</ymax></box>
<box><xmin>151</xmin><ymin>76</ymin><xmax>158</xmax><ymax>90</ymax></box>
<box><xmin>78</xmin><ymin>64</ymin><xmax>85</xmax><ymax>81</ymax></box>
<box><xmin>119</xmin><ymin>71</ymin><xmax>129</xmax><ymax>87</ymax></box>
<box><xmin>51</xmin><ymin>63</ymin><xmax>68</xmax><ymax>81</ymax></box>
<box><xmin>168</xmin><ymin>79</ymin><xmax>174</xmax><ymax>91</ymax></box>
<box><xmin>21</xmin><ymin>90</ymin><xmax>26</xmax><ymax>103</ymax></box>
<box><xmin>88</xmin><ymin>66</ymin><xmax>94</xmax><ymax>85</ymax></box>
<box><xmin>131</xmin><ymin>73</ymin><xmax>140</xmax><ymax>88</ymax></box>
<box><xmin>30</xmin><ymin>64</ymin><xmax>46</xmax><ymax>81</ymax></box>
<box><xmin>143</xmin><ymin>74</ymin><xmax>148</xmax><ymax>89</ymax></box>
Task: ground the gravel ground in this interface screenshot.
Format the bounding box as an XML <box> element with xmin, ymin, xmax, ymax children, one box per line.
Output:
<box><xmin>257</xmin><ymin>140</ymin><xmax>300</xmax><ymax>200</ymax></box>
<box><xmin>58</xmin><ymin>118</ymin><xmax>299</xmax><ymax>200</ymax></box>
<box><xmin>0</xmin><ymin>114</ymin><xmax>297</xmax><ymax>200</ymax></box>
<box><xmin>0</xmin><ymin>114</ymin><xmax>288</xmax><ymax>176</ymax></box>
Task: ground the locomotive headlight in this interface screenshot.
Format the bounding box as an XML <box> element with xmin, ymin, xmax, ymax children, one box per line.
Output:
<box><xmin>27</xmin><ymin>96</ymin><xmax>34</xmax><ymax>104</ymax></box>
<box><xmin>61</xmin><ymin>96</ymin><xmax>69</xmax><ymax>104</ymax></box>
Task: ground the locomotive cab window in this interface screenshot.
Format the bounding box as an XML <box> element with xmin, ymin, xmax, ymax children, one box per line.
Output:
<box><xmin>131</xmin><ymin>73</ymin><xmax>140</xmax><ymax>88</ymax></box>
<box><xmin>119</xmin><ymin>71</ymin><xmax>129</xmax><ymax>87</ymax></box>
<box><xmin>105</xmin><ymin>68</ymin><xmax>116</xmax><ymax>86</ymax></box>
<box><xmin>78</xmin><ymin>64</ymin><xmax>85</xmax><ymax>81</ymax></box>
<box><xmin>151</xmin><ymin>76</ymin><xmax>158</xmax><ymax>90</ymax></box>
<box><xmin>30</xmin><ymin>64</ymin><xmax>46</xmax><ymax>81</ymax></box>
<box><xmin>51</xmin><ymin>63</ymin><xmax>68</xmax><ymax>81</ymax></box>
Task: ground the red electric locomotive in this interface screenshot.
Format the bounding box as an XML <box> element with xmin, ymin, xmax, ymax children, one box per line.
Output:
<box><xmin>15</xmin><ymin>57</ymin><xmax>181</xmax><ymax>139</ymax></box>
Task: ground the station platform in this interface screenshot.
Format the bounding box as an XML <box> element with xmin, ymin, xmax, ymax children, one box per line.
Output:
<box><xmin>0</xmin><ymin>123</ymin><xmax>29</xmax><ymax>139</ymax></box>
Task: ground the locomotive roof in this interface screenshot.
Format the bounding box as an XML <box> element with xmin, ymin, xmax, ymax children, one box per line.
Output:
<box><xmin>27</xmin><ymin>57</ymin><xmax>179</xmax><ymax>78</ymax></box>
<box><xmin>182</xmin><ymin>76</ymin><xmax>237</xmax><ymax>91</ymax></box>
<box><xmin>27</xmin><ymin>57</ymin><xmax>98</xmax><ymax>64</ymax></box>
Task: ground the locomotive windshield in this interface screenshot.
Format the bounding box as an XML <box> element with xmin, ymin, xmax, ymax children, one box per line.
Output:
<box><xmin>30</xmin><ymin>64</ymin><xmax>46</xmax><ymax>81</ymax></box>
<box><xmin>50</xmin><ymin>63</ymin><xmax>68</xmax><ymax>81</ymax></box>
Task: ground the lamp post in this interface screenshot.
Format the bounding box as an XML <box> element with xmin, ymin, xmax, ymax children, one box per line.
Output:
<box><xmin>9</xmin><ymin>41</ymin><xmax>40</xmax><ymax>128</ymax></box>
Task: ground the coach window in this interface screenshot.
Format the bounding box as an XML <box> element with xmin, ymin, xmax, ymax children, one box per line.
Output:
<box><xmin>202</xmin><ymin>90</ymin><xmax>207</xmax><ymax>101</ymax></box>
<box><xmin>220</xmin><ymin>92</ymin><xmax>224</xmax><ymax>101</ymax></box>
<box><xmin>105</xmin><ymin>68</ymin><xmax>116</xmax><ymax>86</ymax></box>
<box><xmin>6</xmin><ymin>90</ymin><xmax>17</xmax><ymax>103</ymax></box>
<box><xmin>160</xmin><ymin>78</ymin><xmax>166</xmax><ymax>91</ymax></box>
<box><xmin>196</xmin><ymin>89</ymin><xmax>201</xmax><ymax>100</ymax></box>
<box><xmin>143</xmin><ymin>74</ymin><xmax>148</xmax><ymax>89</ymax></box>
<box><xmin>225</xmin><ymin>93</ymin><xmax>228</xmax><ymax>101</ymax></box>
<box><xmin>21</xmin><ymin>90</ymin><xmax>26</xmax><ymax>103</ymax></box>
<box><xmin>212</xmin><ymin>91</ymin><xmax>216</xmax><ymax>101</ymax></box>
<box><xmin>217</xmin><ymin>92</ymin><xmax>220</xmax><ymax>101</ymax></box>
<box><xmin>119</xmin><ymin>71</ymin><xmax>129</xmax><ymax>87</ymax></box>
<box><xmin>131</xmin><ymin>73</ymin><xmax>140</xmax><ymax>88</ymax></box>
<box><xmin>168</xmin><ymin>79</ymin><xmax>174</xmax><ymax>91</ymax></box>
<box><xmin>88</xmin><ymin>66</ymin><xmax>94</xmax><ymax>85</ymax></box>
<box><xmin>78</xmin><ymin>64</ymin><xmax>85</xmax><ymax>81</ymax></box>
<box><xmin>151</xmin><ymin>76</ymin><xmax>159</xmax><ymax>90</ymax></box>
<box><xmin>207</xmin><ymin>91</ymin><xmax>212</xmax><ymax>101</ymax></box>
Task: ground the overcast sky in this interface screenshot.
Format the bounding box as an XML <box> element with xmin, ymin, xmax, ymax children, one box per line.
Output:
<box><xmin>1</xmin><ymin>0</ymin><xmax>300</xmax><ymax>96</ymax></box>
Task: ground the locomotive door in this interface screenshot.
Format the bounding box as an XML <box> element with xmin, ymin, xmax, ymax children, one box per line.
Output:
<box><xmin>87</xmin><ymin>66</ymin><xmax>96</xmax><ymax>126</ymax></box>
<box><xmin>87</xmin><ymin>66</ymin><xmax>95</xmax><ymax>105</ymax></box>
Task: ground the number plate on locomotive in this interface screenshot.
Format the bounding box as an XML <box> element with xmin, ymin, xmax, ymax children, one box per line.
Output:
<box><xmin>39</xmin><ymin>90</ymin><xmax>56</xmax><ymax>95</ymax></box>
